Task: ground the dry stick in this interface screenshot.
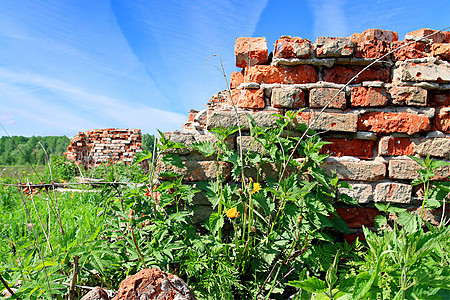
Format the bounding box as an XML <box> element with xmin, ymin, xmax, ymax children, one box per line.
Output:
<box><xmin>39</xmin><ymin>142</ymin><xmax>65</xmax><ymax>236</ymax></box>
<box><xmin>149</xmin><ymin>136</ymin><xmax>158</xmax><ymax>203</ymax></box>
<box><xmin>69</xmin><ymin>256</ymin><xmax>80</xmax><ymax>300</ymax></box>
<box><xmin>0</xmin><ymin>273</ymin><xmax>17</xmax><ymax>299</ymax></box>
<box><xmin>27</xmin><ymin>179</ymin><xmax>53</xmax><ymax>252</ymax></box>
<box><xmin>15</xmin><ymin>176</ymin><xmax>53</xmax><ymax>298</ymax></box>
<box><xmin>279</xmin><ymin>26</ymin><xmax>450</xmax><ymax>182</ymax></box>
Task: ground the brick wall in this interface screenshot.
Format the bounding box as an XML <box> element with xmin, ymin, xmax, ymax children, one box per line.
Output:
<box><xmin>161</xmin><ymin>28</ymin><xmax>450</xmax><ymax>232</ymax></box>
<box><xmin>65</xmin><ymin>128</ymin><xmax>142</xmax><ymax>166</ymax></box>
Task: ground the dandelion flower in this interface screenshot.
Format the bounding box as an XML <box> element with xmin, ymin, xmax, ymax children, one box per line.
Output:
<box><xmin>251</xmin><ymin>182</ymin><xmax>262</xmax><ymax>194</ymax></box>
<box><xmin>226</xmin><ymin>207</ymin><xmax>239</xmax><ymax>218</ymax></box>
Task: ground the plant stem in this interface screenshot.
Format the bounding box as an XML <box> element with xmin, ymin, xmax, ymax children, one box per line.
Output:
<box><xmin>132</xmin><ymin>229</ymin><xmax>148</xmax><ymax>269</ymax></box>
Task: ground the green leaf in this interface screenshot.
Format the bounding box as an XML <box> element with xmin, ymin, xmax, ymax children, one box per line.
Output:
<box><xmin>161</xmin><ymin>153</ymin><xmax>186</xmax><ymax>169</ymax></box>
<box><xmin>340</xmin><ymin>194</ymin><xmax>359</xmax><ymax>206</ymax></box>
<box><xmin>288</xmin><ymin>277</ymin><xmax>328</xmax><ymax>294</ymax></box>
<box><xmin>326</xmin><ymin>251</ymin><xmax>340</xmax><ymax>288</ymax></box>
<box><xmin>374</xmin><ymin>215</ymin><xmax>387</xmax><ymax>229</ymax></box>
<box><xmin>407</xmin><ymin>155</ymin><xmax>426</xmax><ymax>168</ymax></box>
<box><xmin>331</xmin><ymin>216</ymin><xmax>350</xmax><ymax>234</ymax></box>
<box><xmin>352</xmin><ymin>272</ymin><xmax>375</xmax><ymax>300</ymax></box>
<box><xmin>208</xmin><ymin>212</ymin><xmax>224</xmax><ymax>235</ymax></box>
<box><xmin>397</xmin><ymin>211</ymin><xmax>419</xmax><ymax>233</ymax></box>
<box><xmin>190</xmin><ymin>141</ymin><xmax>216</xmax><ymax>157</ymax></box>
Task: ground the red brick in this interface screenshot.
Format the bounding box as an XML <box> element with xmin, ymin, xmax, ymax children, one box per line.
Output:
<box><xmin>446</xmin><ymin>31</ymin><xmax>450</xmax><ymax>43</ymax></box>
<box><xmin>407</xmin><ymin>28</ymin><xmax>447</xmax><ymax>43</ymax></box>
<box><xmin>244</xmin><ymin>65</ymin><xmax>318</xmax><ymax>84</ymax></box>
<box><xmin>358</xmin><ymin>112</ymin><xmax>430</xmax><ymax>134</ymax></box>
<box><xmin>231</xmin><ymin>89</ymin><xmax>265</xmax><ymax>109</ymax></box>
<box><xmin>434</xmin><ymin>108</ymin><xmax>450</xmax><ymax>133</ymax></box>
<box><xmin>392</xmin><ymin>41</ymin><xmax>429</xmax><ymax>61</ymax></box>
<box><xmin>343</xmin><ymin>233</ymin><xmax>366</xmax><ymax>244</ymax></box>
<box><xmin>320</xmin><ymin>139</ymin><xmax>374</xmax><ymax>159</ymax></box>
<box><xmin>351</xmin><ymin>87</ymin><xmax>388</xmax><ymax>107</ymax></box>
<box><xmin>309</xmin><ymin>88</ymin><xmax>346</xmax><ymax>109</ymax></box>
<box><xmin>431</xmin><ymin>43</ymin><xmax>450</xmax><ymax>61</ymax></box>
<box><xmin>235</xmin><ymin>37</ymin><xmax>268</xmax><ymax>68</ymax></box>
<box><xmin>323</xmin><ymin>65</ymin><xmax>390</xmax><ymax>84</ymax></box>
<box><xmin>336</xmin><ymin>207</ymin><xmax>380</xmax><ymax>228</ymax></box>
<box><xmin>187</xmin><ymin>109</ymin><xmax>198</xmax><ymax>122</ymax></box>
<box><xmin>273</xmin><ymin>37</ymin><xmax>311</xmax><ymax>58</ymax></box>
<box><xmin>429</xmin><ymin>91</ymin><xmax>450</xmax><ymax>106</ymax></box>
<box><xmin>378</xmin><ymin>136</ymin><xmax>414</xmax><ymax>156</ymax></box>
<box><xmin>230</xmin><ymin>71</ymin><xmax>244</xmax><ymax>89</ymax></box>
<box><xmin>355</xmin><ymin>39</ymin><xmax>391</xmax><ymax>59</ymax></box>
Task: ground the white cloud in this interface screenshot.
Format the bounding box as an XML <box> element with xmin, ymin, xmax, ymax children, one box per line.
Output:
<box><xmin>308</xmin><ymin>0</ymin><xmax>349</xmax><ymax>38</ymax></box>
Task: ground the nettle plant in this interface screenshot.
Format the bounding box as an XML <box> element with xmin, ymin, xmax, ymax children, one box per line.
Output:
<box><xmin>131</xmin><ymin>111</ymin><xmax>357</xmax><ymax>299</ymax></box>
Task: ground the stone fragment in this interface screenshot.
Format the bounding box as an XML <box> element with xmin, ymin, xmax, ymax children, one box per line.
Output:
<box><xmin>230</xmin><ymin>71</ymin><xmax>244</xmax><ymax>89</ymax></box>
<box><xmin>338</xmin><ymin>182</ymin><xmax>374</xmax><ymax>203</ymax></box>
<box><xmin>388</xmin><ymin>158</ymin><xmax>450</xmax><ymax>180</ymax></box>
<box><xmin>207</xmin><ymin>110</ymin><xmax>279</xmax><ymax>130</ymax></box>
<box><xmin>323</xmin><ymin>65</ymin><xmax>390</xmax><ymax>84</ymax></box>
<box><xmin>295</xmin><ymin>111</ymin><xmax>358</xmax><ymax>132</ymax></box>
<box><xmin>431</xmin><ymin>43</ymin><xmax>450</xmax><ymax>61</ymax></box>
<box><xmin>320</xmin><ymin>139</ymin><xmax>374</xmax><ymax>159</ymax></box>
<box><xmin>156</xmin><ymin>160</ymin><xmax>231</xmax><ymax>182</ymax></box>
<box><xmin>406</xmin><ymin>28</ymin><xmax>447</xmax><ymax>43</ymax></box>
<box><xmin>273</xmin><ymin>37</ymin><xmax>312</xmax><ymax>58</ymax></box>
<box><xmin>271</xmin><ymin>87</ymin><xmax>305</xmax><ymax>108</ymax></box>
<box><xmin>231</xmin><ymin>89</ymin><xmax>265</xmax><ymax>109</ymax></box>
<box><xmin>81</xmin><ymin>287</ymin><xmax>110</xmax><ymax>300</ymax></box>
<box><xmin>392</xmin><ymin>41</ymin><xmax>429</xmax><ymax>61</ymax></box>
<box><xmin>244</xmin><ymin>65</ymin><xmax>318</xmax><ymax>84</ymax></box>
<box><xmin>336</xmin><ymin>207</ymin><xmax>380</xmax><ymax>228</ymax></box>
<box><xmin>429</xmin><ymin>91</ymin><xmax>450</xmax><ymax>106</ymax></box>
<box><xmin>415</xmin><ymin>138</ymin><xmax>450</xmax><ymax>158</ymax></box>
<box><xmin>375</xmin><ymin>182</ymin><xmax>412</xmax><ymax>203</ymax></box>
<box><xmin>361</xmin><ymin>29</ymin><xmax>399</xmax><ymax>42</ymax></box>
<box><xmin>378</xmin><ymin>136</ymin><xmax>415</xmax><ymax>156</ymax></box>
<box><xmin>235</xmin><ymin>37</ymin><xmax>268</xmax><ymax>68</ymax></box>
<box><xmin>434</xmin><ymin>108</ymin><xmax>450</xmax><ymax>133</ymax></box>
<box><xmin>322</xmin><ymin>160</ymin><xmax>386</xmax><ymax>181</ymax></box>
<box><xmin>113</xmin><ymin>268</ymin><xmax>196</xmax><ymax>300</ymax></box>
<box><xmin>309</xmin><ymin>88</ymin><xmax>346</xmax><ymax>109</ymax></box>
<box><xmin>351</xmin><ymin>87</ymin><xmax>388</xmax><ymax>107</ymax></box>
<box><xmin>358</xmin><ymin>112</ymin><xmax>430</xmax><ymax>134</ymax></box>
<box><xmin>314</xmin><ymin>37</ymin><xmax>354</xmax><ymax>57</ymax></box>
<box><xmin>388</xmin><ymin>86</ymin><xmax>427</xmax><ymax>106</ymax></box>
<box><xmin>394</xmin><ymin>58</ymin><xmax>450</xmax><ymax>83</ymax></box>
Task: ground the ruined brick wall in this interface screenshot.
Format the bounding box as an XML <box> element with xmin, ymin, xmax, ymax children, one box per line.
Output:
<box><xmin>65</xmin><ymin>128</ymin><xmax>142</xmax><ymax>166</ymax></box>
<box><xmin>160</xmin><ymin>28</ymin><xmax>450</xmax><ymax>235</ymax></box>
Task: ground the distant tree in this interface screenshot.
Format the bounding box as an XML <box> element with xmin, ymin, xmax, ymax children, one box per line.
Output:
<box><xmin>141</xmin><ymin>134</ymin><xmax>155</xmax><ymax>153</ymax></box>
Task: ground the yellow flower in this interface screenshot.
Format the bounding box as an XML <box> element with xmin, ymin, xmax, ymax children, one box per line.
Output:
<box><xmin>251</xmin><ymin>182</ymin><xmax>262</xmax><ymax>195</ymax></box>
<box><xmin>226</xmin><ymin>207</ymin><xmax>239</xmax><ymax>219</ymax></box>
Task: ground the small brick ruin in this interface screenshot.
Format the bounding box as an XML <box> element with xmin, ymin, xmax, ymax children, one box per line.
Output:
<box><xmin>158</xmin><ymin>28</ymin><xmax>450</xmax><ymax>234</ymax></box>
<box><xmin>65</xmin><ymin>128</ymin><xmax>142</xmax><ymax>167</ymax></box>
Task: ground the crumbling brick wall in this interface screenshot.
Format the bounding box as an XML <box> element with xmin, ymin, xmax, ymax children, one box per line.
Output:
<box><xmin>159</xmin><ymin>28</ymin><xmax>450</xmax><ymax>237</ymax></box>
<box><xmin>65</xmin><ymin>128</ymin><xmax>142</xmax><ymax>166</ymax></box>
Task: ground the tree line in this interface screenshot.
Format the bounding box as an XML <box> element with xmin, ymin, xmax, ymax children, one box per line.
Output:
<box><xmin>0</xmin><ymin>134</ymin><xmax>155</xmax><ymax>166</ymax></box>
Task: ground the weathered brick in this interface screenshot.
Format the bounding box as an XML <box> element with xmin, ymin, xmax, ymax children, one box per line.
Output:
<box><xmin>230</xmin><ymin>71</ymin><xmax>244</xmax><ymax>89</ymax></box>
<box><xmin>351</xmin><ymin>87</ymin><xmax>388</xmax><ymax>107</ymax></box>
<box><xmin>273</xmin><ymin>37</ymin><xmax>311</xmax><ymax>58</ymax></box>
<box><xmin>235</xmin><ymin>37</ymin><xmax>268</xmax><ymax>68</ymax></box>
<box><xmin>271</xmin><ymin>87</ymin><xmax>305</xmax><ymax>108</ymax></box>
<box><xmin>207</xmin><ymin>110</ymin><xmax>279</xmax><ymax>130</ymax></box>
<box><xmin>392</xmin><ymin>41</ymin><xmax>429</xmax><ymax>61</ymax></box>
<box><xmin>354</xmin><ymin>39</ymin><xmax>391</xmax><ymax>59</ymax></box>
<box><xmin>338</xmin><ymin>182</ymin><xmax>374</xmax><ymax>203</ymax></box>
<box><xmin>429</xmin><ymin>91</ymin><xmax>450</xmax><ymax>106</ymax></box>
<box><xmin>231</xmin><ymin>89</ymin><xmax>265</xmax><ymax>109</ymax></box>
<box><xmin>431</xmin><ymin>43</ymin><xmax>450</xmax><ymax>61</ymax></box>
<box><xmin>244</xmin><ymin>65</ymin><xmax>319</xmax><ymax>84</ymax></box>
<box><xmin>358</xmin><ymin>112</ymin><xmax>430</xmax><ymax>134</ymax></box>
<box><xmin>320</xmin><ymin>139</ymin><xmax>374</xmax><ymax>159</ymax></box>
<box><xmin>378</xmin><ymin>136</ymin><xmax>415</xmax><ymax>156</ymax></box>
<box><xmin>415</xmin><ymin>138</ymin><xmax>450</xmax><ymax>158</ymax></box>
<box><xmin>296</xmin><ymin>111</ymin><xmax>358</xmax><ymax>132</ymax></box>
<box><xmin>156</xmin><ymin>160</ymin><xmax>231</xmax><ymax>182</ymax></box>
<box><xmin>434</xmin><ymin>108</ymin><xmax>450</xmax><ymax>133</ymax></box>
<box><xmin>336</xmin><ymin>207</ymin><xmax>380</xmax><ymax>228</ymax></box>
<box><xmin>394</xmin><ymin>59</ymin><xmax>450</xmax><ymax>83</ymax></box>
<box><xmin>314</xmin><ymin>37</ymin><xmax>354</xmax><ymax>57</ymax></box>
<box><xmin>375</xmin><ymin>182</ymin><xmax>412</xmax><ymax>203</ymax></box>
<box><xmin>406</xmin><ymin>28</ymin><xmax>447</xmax><ymax>43</ymax></box>
<box><xmin>236</xmin><ymin>136</ymin><xmax>265</xmax><ymax>154</ymax></box>
<box><xmin>361</xmin><ymin>29</ymin><xmax>399</xmax><ymax>42</ymax></box>
<box><xmin>309</xmin><ymin>88</ymin><xmax>346</xmax><ymax>109</ymax></box>
<box><xmin>388</xmin><ymin>86</ymin><xmax>427</xmax><ymax>106</ymax></box>
<box><xmin>323</xmin><ymin>65</ymin><xmax>390</xmax><ymax>84</ymax></box>
<box><xmin>389</xmin><ymin>158</ymin><xmax>450</xmax><ymax>180</ymax></box>
<box><xmin>322</xmin><ymin>160</ymin><xmax>386</xmax><ymax>181</ymax></box>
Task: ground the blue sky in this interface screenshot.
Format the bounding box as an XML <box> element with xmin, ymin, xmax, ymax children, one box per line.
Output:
<box><xmin>0</xmin><ymin>0</ymin><xmax>448</xmax><ymax>137</ymax></box>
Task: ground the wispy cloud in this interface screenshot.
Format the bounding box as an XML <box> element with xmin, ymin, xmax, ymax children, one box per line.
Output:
<box><xmin>308</xmin><ymin>0</ymin><xmax>349</xmax><ymax>38</ymax></box>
